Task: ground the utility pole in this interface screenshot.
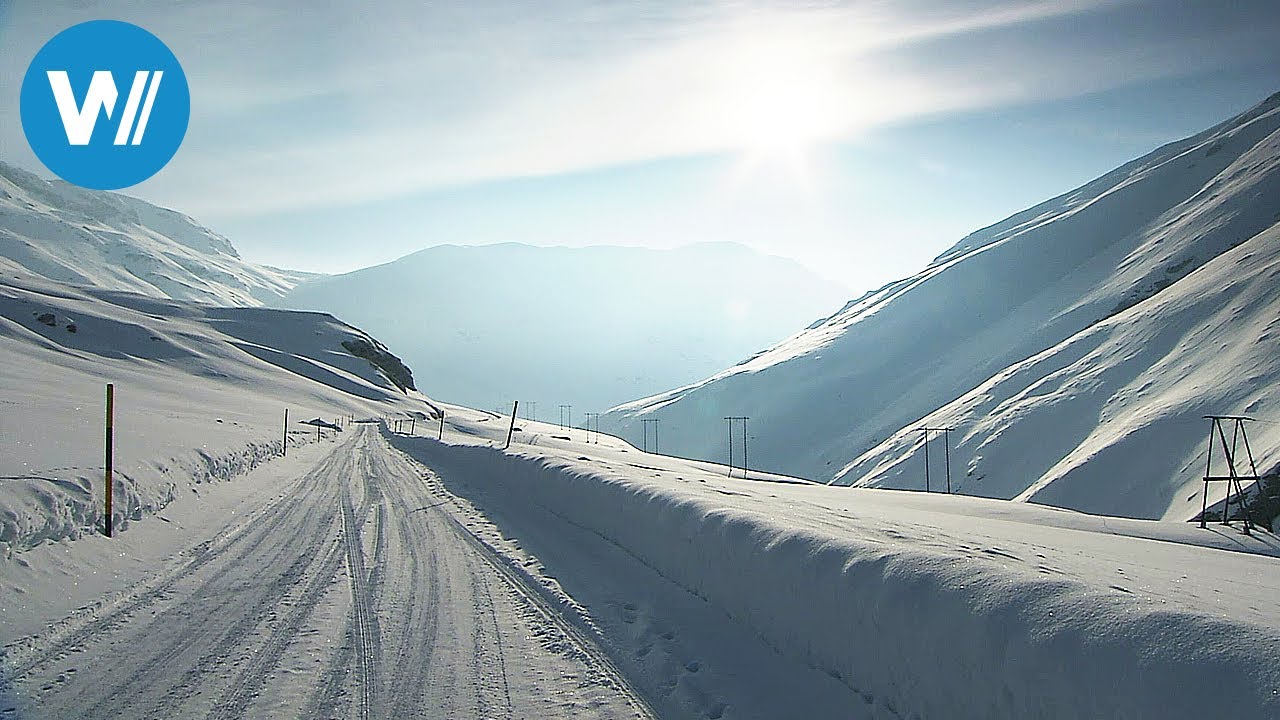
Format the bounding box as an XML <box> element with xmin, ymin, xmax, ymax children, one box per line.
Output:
<box><xmin>726</xmin><ymin>417</ymin><xmax>733</xmax><ymax>476</ymax></box>
<box><xmin>527</xmin><ymin>401</ymin><xmax>537</xmax><ymax>422</ymax></box>
<box><xmin>920</xmin><ymin>428</ymin><xmax>930</xmax><ymax>492</ymax></box>
<box><xmin>438</xmin><ymin>409</ymin><xmax>445</xmax><ymax>440</ymax></box>
<box><xmin>944</xmin><ymin>428</ymin><xmax>951</xmax><ymax>494</ymax></box>
<box><xmin>585</xmin><ymin>413</ymin><xmax>601</xmax><ymax>443</ymax></box>
<box><xmin>724</xmin><ymin>417</ymin><xmax>749</xmax><ymax>478</ymax></box>
<box><xmin>559</xmin><ymin>404</ymin><xmax>572</xmax><ymax>430</ymax></box>
<box><xmin>917</xmin><ymin>427</ymin><xmax>953</xmax><ymax>493</ymax></box>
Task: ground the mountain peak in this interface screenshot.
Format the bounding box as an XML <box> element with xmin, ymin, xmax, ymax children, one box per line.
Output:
<box><xmin>0</xmin><ymin>161</ymin><xmax>305</xmax><ymax>306</ymax></box>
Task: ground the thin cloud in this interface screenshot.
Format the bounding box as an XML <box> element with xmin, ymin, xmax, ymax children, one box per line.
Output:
<box><xmin>148</xmin><ymin>2</ymin><xmax>1137</xmax><ymax>217</ymax></box>
<box><xmin>1</xmin><ymin>0</ymin><xmax>1264</xmax><ymax>220</ymax></box>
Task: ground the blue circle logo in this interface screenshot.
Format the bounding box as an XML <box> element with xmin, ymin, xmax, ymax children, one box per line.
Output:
<box><xmin>20</xmin><ymin>21</ymin><xmax>189</xmax><ymax>190</ymax></box>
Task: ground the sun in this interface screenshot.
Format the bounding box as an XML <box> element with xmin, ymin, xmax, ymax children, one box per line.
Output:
<box><xmin>733</xmin><ymin>70</ymin><xmax>833</xmax><ymax>158</ymax></box>
<box><xmin>717</xmin><ymin>28</ymin><xmax>844</xmax><ymax>183</ymax></box>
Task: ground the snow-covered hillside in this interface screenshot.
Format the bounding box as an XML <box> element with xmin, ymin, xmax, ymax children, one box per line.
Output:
<box><xmin>283</xmin><ymin>241</ymin><xmax>849</xmax><ymax>413</ymax></box>
<box><xmin>0</xmin><ymin>161</ymin><xmax>316</xmax><ymax>306</ymax></box>
<box><xmin>605</xmin><ymin>91</ymin><xmax>1280</xmax><ymax>521</ymax></box>
<box><xmin>0</xmin><ymin>270</ymin><xmax>435</xmax><ymax>555</ymax></box>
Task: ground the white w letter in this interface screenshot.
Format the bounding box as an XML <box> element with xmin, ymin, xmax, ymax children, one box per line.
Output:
<box><xmin>46</xmin><ymin>70</ymin><xmax>119</xmax><ymax>145</ymax></box>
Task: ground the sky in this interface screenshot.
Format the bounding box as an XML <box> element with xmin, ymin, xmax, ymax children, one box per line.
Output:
<box><xmin>2</xmin><ymin>0</ymin><xmax>1279</xmax><ymax>295</ymax></box>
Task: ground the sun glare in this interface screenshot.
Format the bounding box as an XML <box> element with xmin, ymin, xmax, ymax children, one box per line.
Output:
<box><xmin>717</xmin><ymin>25</ymin><xmax>845</xmax><ymax>185</ymax></box>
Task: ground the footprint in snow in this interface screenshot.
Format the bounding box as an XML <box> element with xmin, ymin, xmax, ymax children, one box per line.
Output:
<box><xmin>621</xmin><ymin>604</ymin><xmax>638</xmax><ymax>624</ymax></box>
<box><xmin>981</xmin><ymin>547</ymin><xmax>1021</xmax><ymax>562</ymax></box>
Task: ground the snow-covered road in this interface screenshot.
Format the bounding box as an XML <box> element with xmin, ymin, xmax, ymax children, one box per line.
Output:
<box><xmin>0</xmin><ymin>427</ymin><xmax>652</xmax><ymax>719</ymax></box>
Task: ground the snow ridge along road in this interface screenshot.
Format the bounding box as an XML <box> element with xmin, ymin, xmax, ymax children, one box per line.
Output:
<box><xmin>0</xmin><ymin>427</ymin><xmax>651</xmax><ymax>720</ymax></box>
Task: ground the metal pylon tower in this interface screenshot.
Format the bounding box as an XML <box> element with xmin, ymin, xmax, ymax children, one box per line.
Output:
<box><xmin>1199</xmin><ymin>415</ymin><xmax>1261</xmax><ymax>534</ymax></box>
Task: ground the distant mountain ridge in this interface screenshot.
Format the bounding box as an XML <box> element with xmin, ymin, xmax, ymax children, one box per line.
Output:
<box><xmin>604</xmin><ymin>91</ymin><xmax>1280</xmax><ymax>521</ymax></box>
<box><xmin>283</xmin><ymin>241</ymin><xmax>851</xmax><ymax>414</ymax></box>
<box><xmin>0</xmin><ymin>161</ymin><xmax>317</xmax><ymax>306</ymax></box>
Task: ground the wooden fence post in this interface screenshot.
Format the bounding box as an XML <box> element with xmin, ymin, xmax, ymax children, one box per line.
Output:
<box><xmin>105</xmin><ymin>384</ymin><xmax>114</xmax><ymax>537</ymax></box>
<box><xmin>505</xmin><ymin>401</ymin><xmax>519</xmax><ymax>449</ymax></box>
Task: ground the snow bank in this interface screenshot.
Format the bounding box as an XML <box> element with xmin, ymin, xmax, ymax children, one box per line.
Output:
<box><xmin>411</xmin><ymin>440</ymin><xmax>1280</xmax><ymax>720</ymax></box>
<box><xmin>0</xmin><ymin>438</ymin><xmax>292</xmax><ymax>557</ymax></box>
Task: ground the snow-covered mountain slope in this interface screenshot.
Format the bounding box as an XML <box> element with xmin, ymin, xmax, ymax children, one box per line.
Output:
<box><xmin>0</xmin><ymin>270</ymin><xmax>435</xmax><ymax>554</ymax></box>
<box><xmin>283</xmin><ymin>242</ymin><xmax>849</xmax><ymax>413</ymax></box>
<box><xmin>0</xmin><ymin>161</ymin><xmax>316</xmax><ymax>306</ymax></box>
<box><xmin>605</xmin><ymin>91</ymin><xmax>1280</xmax><ymax>521</ymax></box>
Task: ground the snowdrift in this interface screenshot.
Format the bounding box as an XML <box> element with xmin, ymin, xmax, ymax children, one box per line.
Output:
<box><xmin>405</xmin><ymin>438</ymin><xmax>1280</xmax><ymax>720</ymax></box>
<box><xmin>604</xmin><ymin>91</ymin><xmax>1280</xmax><ymax>521</ymax></box>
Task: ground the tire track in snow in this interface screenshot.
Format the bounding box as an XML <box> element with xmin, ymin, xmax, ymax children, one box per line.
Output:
<box><xmin>437</xmin><ymin>504</ymin><xmax>658</xmax><ymax>720</ymax></box>
<box><xmin>112</xmin><ymin>518</ymin><xmax>338</xmax><ymax>720</ymax></box>
<box><xmin>298</xmin><ymin>433</ymin><xmax>384</xmax><ymax>720</ymax></box>
<box><xmin>201</xmin><ymin>438</ymin><xmax>370</xmax><ymax>720</ymax></box>
<box><xmin>339</xmin><ymin>482</ymin><xmax>378</xmax><ymax>720</ymax></box>
<box><xmin>378</xmin><ymin>435</ymin><xmax>659</xmax><ymax>720</ymax></box>
<box><xmin>366</xmin><ymin>433</ymin><xmax>441</xmax><ymax>720</ymax></box>
<box><xmin>0</xmin><ymin>449</ymin><xmax>341</xmax><ymax>683</ymax></box>
<box><xmin>4</xmin><ymin>439</ymin><xmax>356</xmax><ymax>720</ymax></box>
<box><xmin>469</xmin><ymin>566</ymin><xmax>514</xmax><ymax>719</ymax></box>
<box><xmin>201</xmin><ymin>532</ymin><xmax>346</xmax><ymax>720</ymax></box>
